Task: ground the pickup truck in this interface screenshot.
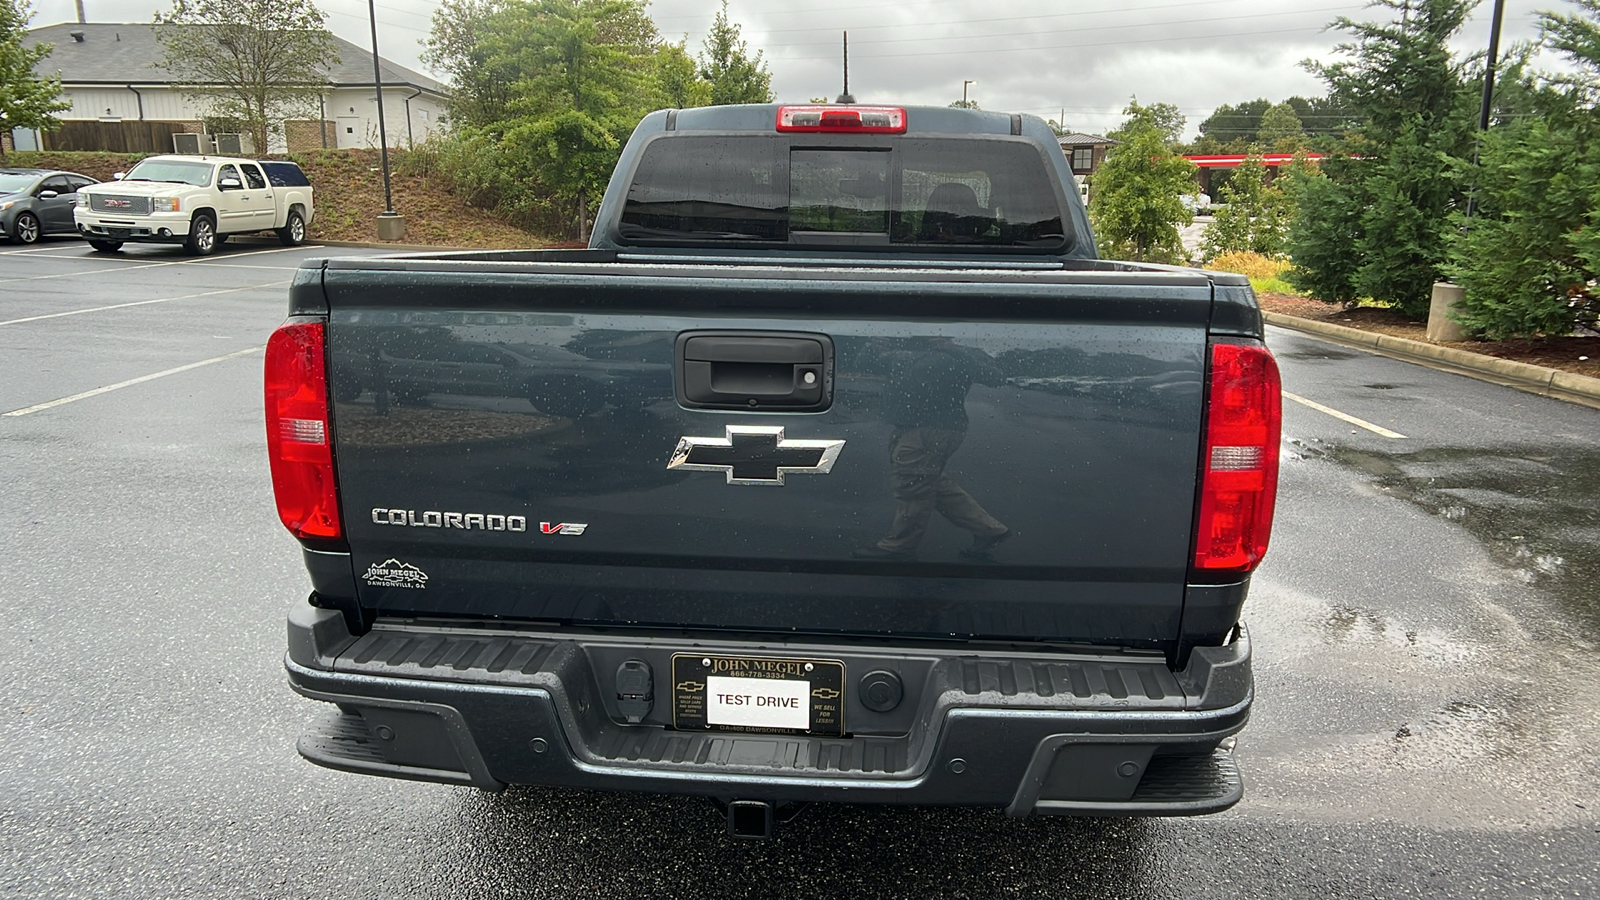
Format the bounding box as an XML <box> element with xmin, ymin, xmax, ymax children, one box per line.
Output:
<box><xmin>74</xmin><ymin>154</ymin><xmax>313</xmax><ymax>255</ymax></box>
<box><xmin>270</xmin><ymin>104</ymin><xmax>1280</xmax><ymax>837</ymax></box>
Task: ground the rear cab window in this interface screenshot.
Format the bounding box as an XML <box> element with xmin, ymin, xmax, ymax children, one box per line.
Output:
<box><xmin>619</xmin><ymin>135</ymin><xmax>1069</xmax><ymax>253</ymax></box>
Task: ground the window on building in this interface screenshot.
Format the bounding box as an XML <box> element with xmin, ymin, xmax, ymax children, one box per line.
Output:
<box><xmin>1071</xmin><ymin>147</ymin><xmax>1094</xmax><ymax>171</ymax></box>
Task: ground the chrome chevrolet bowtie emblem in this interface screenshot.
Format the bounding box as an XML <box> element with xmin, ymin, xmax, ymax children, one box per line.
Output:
<box><xmin>668</xmin><ymin>426</ymin><xmax>845</xmax><ymax>485</ymax></box>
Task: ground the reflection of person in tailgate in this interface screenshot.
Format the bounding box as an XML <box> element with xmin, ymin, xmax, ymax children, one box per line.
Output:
<box><xmin>855</xmin><ymin>337</ymin><xmax>1012</xmax><ymax>561</ymax></box>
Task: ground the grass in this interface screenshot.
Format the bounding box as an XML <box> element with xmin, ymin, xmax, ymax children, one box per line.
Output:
<box><xmin>1203</xmin><ymin>251</ymin><xmax>1304</xmax><ymax>297</ymax></box>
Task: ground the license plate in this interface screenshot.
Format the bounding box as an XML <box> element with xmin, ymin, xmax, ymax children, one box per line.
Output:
<box><xmin>108</xmin><ymin>229</ymin><xmax>131</xmax><ymax>238</ymax></box>
<box><xmin>672</xmin><ymin>654</ymin><xmax>845</xmax><ymax>736</ymax></box>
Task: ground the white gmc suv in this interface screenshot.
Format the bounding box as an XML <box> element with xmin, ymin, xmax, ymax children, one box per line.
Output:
<box><xmin>74</xmin><ymin>155</ymin><xmax>314</xmax><ymax>255</ymax></box>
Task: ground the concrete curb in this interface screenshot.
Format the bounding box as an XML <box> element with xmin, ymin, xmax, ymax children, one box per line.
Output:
<box><xmin>1263</xmin><ymin>310</ymin><xmax>1600</xmax><ymax>409</ymax></box>
<box><xmin>230</xmin><ymin>235</ymin><xmax>452</xmax><ymax>252</ymax></box>
<box><xmin>305</xmin><ymin>238</ymin><xmax>466</xmax><ymax>252</ymax></box>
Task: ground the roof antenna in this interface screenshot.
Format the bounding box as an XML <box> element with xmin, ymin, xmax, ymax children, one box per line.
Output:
<box><xmin>835</xmin><ymin>31</ymin><xmax>854</xmax><ymax>104</ymax></box>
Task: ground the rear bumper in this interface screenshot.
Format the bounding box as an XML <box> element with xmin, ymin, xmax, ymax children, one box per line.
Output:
<box><xmin>286</xmin><ymin>604</ymin><xmax>1252</xmax><ymax>816</ymax></box>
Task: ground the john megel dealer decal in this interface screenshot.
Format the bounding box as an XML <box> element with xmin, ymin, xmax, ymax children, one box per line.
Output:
<box><xmin>362</xmin><ymin>559</ymin><xmax>429</xmax><ymax>589</ymax></box>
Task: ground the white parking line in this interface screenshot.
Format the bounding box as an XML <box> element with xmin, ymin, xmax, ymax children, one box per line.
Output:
<box><xmin>11</xmin><ymin>243</ymin><xmax>320</xmax><ymax>281</ymax></box>
<box><xmin>0</xmin><ymin>280</ymin><xmax>289</xmax><ymax>327</ymax></box>
<box><xmin>1</xmin><ymin>243</ymin><xmax>79</xmax><ymax>254</ymax></box>
<box><xmin>1282</xmin><ymin>390</ymin><xmax>1408</xmax><ymax>439</ymax></box>
<box><xmin>2</xmin><ymin>347</ymin><xmax>263</xmax><ymax>417</ymax></box>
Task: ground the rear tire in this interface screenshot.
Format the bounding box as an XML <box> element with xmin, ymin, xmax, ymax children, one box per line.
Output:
<box><xmin>277</xmin><ymin>209</ymin><xmax>306</xmax><ymax>246</ymax></box>
<box><xmin>87</xmin><ymin>239</ymin><xmax>123</xmax><ymax>253</ymax></box>
<box><xmin>184</xmin><ymin>214</ymin><xmax>217</xmax><ymax>255</ymax></box>
<box><xmin>12</xmin><ymin>212</ymin><xmax>41</xmax><ymax>244</ymax></box>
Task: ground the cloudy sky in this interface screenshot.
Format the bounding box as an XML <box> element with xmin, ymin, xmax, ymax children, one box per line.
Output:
<box><xmin>32</xmin><ymin>0</ymin><xmax>1551</xmax><ymax>137</ymax></box>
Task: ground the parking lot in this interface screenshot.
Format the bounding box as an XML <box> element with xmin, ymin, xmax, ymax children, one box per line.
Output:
<box><xmin>2</xmin><ymin>237</ymin><xmax>1597</xmax><ymax>898</ymax></box>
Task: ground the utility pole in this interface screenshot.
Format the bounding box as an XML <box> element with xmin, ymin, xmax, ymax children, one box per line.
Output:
<box><xmin>367</xmin><ymin>0</ymin><xmax>405</xmax><ymax>240</ymax></box>
<box><xmin>75</xmin><ymin>0</ymin><xmax>86</xmax><ymax>24</ymax></box>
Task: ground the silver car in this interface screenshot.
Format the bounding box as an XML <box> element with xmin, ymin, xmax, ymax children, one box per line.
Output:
<box><xmin>0</xmin><ymin>168</ymin><xmax>99</xmax><ymax>244</ymax></box>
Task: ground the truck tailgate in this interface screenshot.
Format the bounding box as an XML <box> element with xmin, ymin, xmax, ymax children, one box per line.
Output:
<box><xmin>322</xmin><ymin>261</ymin><xmax>1213</xmax><ymax>648</ymax></box>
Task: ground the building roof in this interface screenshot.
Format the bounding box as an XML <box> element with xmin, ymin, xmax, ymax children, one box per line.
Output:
<box><xmin>1057</xmin><ymin>133</ymin><xmax>1116</xmax><ymax>146</ymax></box>
<box><xmin>1182</xmin><ymin>153</ymin><xmax>1327</xmax><ymax>168</ymax></box>
<box><xmin>25</xmin><ymin>22</ymin><xmax>447</xmax><ymax>95</ymax></box>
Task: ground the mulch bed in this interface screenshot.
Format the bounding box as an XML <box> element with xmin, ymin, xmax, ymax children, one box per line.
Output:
<box><xmin>1258</xmin><ymin>293</ymin><xmax>1600</xmax><ymax>381</ymax></box>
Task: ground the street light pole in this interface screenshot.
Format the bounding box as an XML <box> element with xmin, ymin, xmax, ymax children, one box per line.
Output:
<box><xmin>1465</xmin><ymin>0</ymin><xmax>1508</xmax><ymax>221</ymax></box>
<box><xmin>962</xmin><ymin>80</ymin><xmax>975</xmax><ymax>106</ymax></box>
<box><xmin>1476</xmin><ymin>0</ymin><xmax>1507</xmax><ymax>133</ymax></box>
<box><xmin>367</xmin><ymin>0</ymin><xmax>405</xmax><ymax>239</ymax></box>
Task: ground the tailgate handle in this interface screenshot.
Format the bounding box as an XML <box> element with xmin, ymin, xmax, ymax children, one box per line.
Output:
<box><xmin>676</xmin><ymin>331</ymin><xmax>833</xmax><ymax>411</ymax></box>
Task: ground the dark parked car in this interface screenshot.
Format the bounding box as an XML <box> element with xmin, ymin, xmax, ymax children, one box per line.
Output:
<box><xmin>0</xmin><ymin>168</ymin><xmax>98</xmax><ymax>244</ymax></box>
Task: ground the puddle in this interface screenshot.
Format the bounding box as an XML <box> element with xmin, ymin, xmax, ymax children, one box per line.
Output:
<box><xmin>1391</xmin><ymin>696</ymin><xmax>1530</xmax><ymax>766</ymax></box>
<box><xmin>1316</xmin><ymin>443</ymin><xmax>1600</xmax><ymax>634</ymax></box>
<box><xmin>1321</xmin><ymin>602</ymin><xmax>1479</xmax><ymax>663</ymax></box>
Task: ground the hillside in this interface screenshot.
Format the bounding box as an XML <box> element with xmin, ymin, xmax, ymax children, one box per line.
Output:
<box><xmin>0</xmin><ymin>148</ymin><xmax>556</xmax><ymax>249</ymax></box>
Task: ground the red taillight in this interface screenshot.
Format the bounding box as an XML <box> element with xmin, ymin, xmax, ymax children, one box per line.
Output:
<box><xmin>264</xmin><ymin>320</ymin><xmax>341</xmax><ymax>541</ymax></box>
<box><xmin>776</xmin><ymin>105</ymin><xmax>907</xmax><ymax>133</ymax></box>
<box><xmin>1193</xmin><ymin>340</ymin><xmax>1281</xmax><ymax>574</ymax></box>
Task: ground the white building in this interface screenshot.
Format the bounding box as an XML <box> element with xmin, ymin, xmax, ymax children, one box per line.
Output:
<box><xmin>15</xmin><ymin>22</ymin><xmax>448</xmax><ymax>154</ymax></box>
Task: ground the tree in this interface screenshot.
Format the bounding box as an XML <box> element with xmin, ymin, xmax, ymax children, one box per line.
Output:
<box><xmin>154</xmin><ymin>0</ymin><xmax>335</xmax><ymax>155</ymax></box>
<box><xmin>1445</xmin><ymin>0</ymin><xmax>1600</xmax><ymax>337</ymax></box>
<box><xmin>1088</xmin><ymin>100</ymin><xmax>1198</xmax><ymax>263</ymax></box>
<box><xmin>698</xmin><ymin>1</ymin><xmax>771</xmax><ymax>105</ymax></box>
<box><xmin>1198</xmin><ymin>98</ymin><xmax>1272</xmax><ymax>146</ymax></box>
<box><xmin>1193</xmin><ymin>95</ymin><xmax>1356</xmax><ymax>152</ymax></box>
<box><xmin>423</xmin><ymin>0</ymin><xmax>516</xmax><ymax>128</ymax></box>
<box><xmin>654</xmin><ymin>39</ymin><xmax>710</xmax><ymax>109</ymax></box>
<box><xmin>1257</xmin><ymin>101</ymin><xmax>1306</xmax><ymax>151</ymax></box>
<box><xmin>1200</xmin><ymin>151</ymin><xmax>1294</xmax><ymax>261</ymax></box>
<box><xmin>0</xmin><ymin>0</ymin><xmax>68</xmax><ymax>156</ymax></box>
<box><xmin>1285</xmin><ymin>0</ymin><xmax>1480</xmax><ymax>316</ymax></box>
<box><xmin>475</xmin><ymin>0</ymin><xmax>661</xmax><ymax>237</ymax></box>
<box><xmin>947</xmin><ymin>99</ymin><xmax>979</xmax><ymax>109</ymax></box>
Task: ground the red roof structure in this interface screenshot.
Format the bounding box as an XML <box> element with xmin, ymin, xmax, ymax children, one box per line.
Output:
<box><xmin>1182</xmin><ymin>153</ymin><xmax>1327</xmax><ymax>168</ymax></box>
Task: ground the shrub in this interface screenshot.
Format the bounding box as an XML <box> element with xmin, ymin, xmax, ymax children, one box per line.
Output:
<box><xmin>1205</xmin><ymin>251</ymin><xmax>1299</xmax><ymax>296</ymax></box>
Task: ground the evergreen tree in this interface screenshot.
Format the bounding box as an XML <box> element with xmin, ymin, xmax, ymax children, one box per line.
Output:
<box><xmin>0</xmin><ymin>0</ymin><xmax>71</xmax><ymax>155</ymax></box>
<box><xmin>1446</xmin><ymin>0</ymin><xmax>1600</xmax><ymax>337</ymax></box>
<box><xmin>1089</xmin><ymin>100</ymin><xmax>1197</xmax><ymax>263</ymax></box>
<box><xmin>1286</xmin><ymin>0</ymin><xmax>1479</xmax><ymax>316</ymax></box>
<box><xmin>698</xmin><ymin>1</ymin><xmax>771</xmax><ymax>105</ymax></box>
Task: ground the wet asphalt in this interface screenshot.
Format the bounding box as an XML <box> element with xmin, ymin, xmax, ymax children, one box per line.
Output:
<box><xmin>1</xmin><ymin>238</ymin><xmax>1596</xmax><ymax>899</ymax></box>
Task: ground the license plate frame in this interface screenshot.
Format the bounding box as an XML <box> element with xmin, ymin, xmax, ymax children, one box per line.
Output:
<box><xmin>671</xmin><ymin>653</ymin><xmax>845</xmax><ymax>736</ymax></box>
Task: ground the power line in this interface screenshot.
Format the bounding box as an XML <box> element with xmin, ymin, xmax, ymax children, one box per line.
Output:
<box><xmin>651</xmin><ymin>0</ymin><xmax>1274</xmax><ymax>23</ymax></box>
<box><xmin>771</xmin><ymin>24</ymin><xmax>1335</xmax><ymax>61</ymax></box>
<box><xmin>755</xmin><ymin>4</ymin><xmax>1358</xmax><ymax>46</ymax></box>
<box><xmin>755</xmin><ymin>5</ymin><xmax>1356</xmax><ymax>48</ymax></box>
